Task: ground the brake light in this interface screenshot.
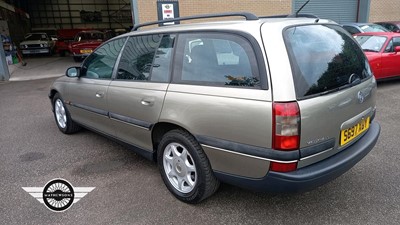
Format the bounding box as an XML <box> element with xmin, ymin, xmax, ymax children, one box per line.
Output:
<box><xmin>272</xmin><ymin>102</ymin><xmax>300</xmax><ymax>150</ymax></box>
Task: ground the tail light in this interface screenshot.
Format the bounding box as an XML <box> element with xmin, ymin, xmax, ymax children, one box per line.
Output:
<box><xmin>270</xmin><ymin>102</ymin><xmax>300</xmax><ymax>172</ymax></box>
<box><xmin>272</xmin><ymin>102</ymin><xmax>300</xmax><ymax>150</ymax></box>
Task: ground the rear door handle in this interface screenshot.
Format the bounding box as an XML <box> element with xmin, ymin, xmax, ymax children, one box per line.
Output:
<box><xmin>95</xmin><ymin>91</ymin><xmax>105</xmax><ymax>98</ymax></box>
<box><xmin>141</xmin><ymin>97</ymin><xmax>155</xmax><ymax>106</ymax></box>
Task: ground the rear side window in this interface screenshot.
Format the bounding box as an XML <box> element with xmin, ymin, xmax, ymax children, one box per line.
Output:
<box><xmin>284</xmin><ymin>24</ymin><xmax>372</xmax><ymax>99</ymax></box>
<box><xmin>174</xmin><ymin>33</ymin><xmax>260</xmax><ymax>88</ymax></box>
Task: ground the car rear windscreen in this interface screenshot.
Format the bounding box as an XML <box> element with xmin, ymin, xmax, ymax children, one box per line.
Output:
<box><xmin>284</xmin><ymin>24</ymin><xmax>372</xmax><ymax>99</ymax></box>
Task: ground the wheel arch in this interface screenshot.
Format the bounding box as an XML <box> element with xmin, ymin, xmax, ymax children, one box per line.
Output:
<box><xmin>151</xmin><ymin>122</ymin><xmax>197</xmax><ymax>161</ymax></box>
<box><xmin>49</xmin><ymin>89</ymin><xmax>59</xmax><ymax>111</ymax></box>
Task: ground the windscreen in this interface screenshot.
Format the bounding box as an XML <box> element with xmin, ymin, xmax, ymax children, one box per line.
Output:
<box><xmin>355</xmin><ymin>35</ymin><xmax>387</xmax><ymax>52</ymax></box>
<box><xmin>25</xmin><ymin>33</ymin><xmax>48</xmax><ymax>41</ymax></box>
<box><xmin>75</xmin><ymin>32</ymin><xmax>104</xmax><ymax>42</ymax></box>
<box><xmin>284</xmin><ymin>24</ymin><xmax>372</xmax><ymax>98</ymax></box>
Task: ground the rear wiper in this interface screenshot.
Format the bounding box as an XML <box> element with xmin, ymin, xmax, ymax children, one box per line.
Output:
<box><xmin>318</xmin><ymin>79</ymin><xmax>360</xmax><ymax>97</ymax></box>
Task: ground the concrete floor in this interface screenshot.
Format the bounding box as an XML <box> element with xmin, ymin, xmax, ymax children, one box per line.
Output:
<box><xmin>0</xmin><ymin>77</ymin><xmax>400</xmax><ymax>224</ymax></box>
<box><xmin>7</xmin><ymin>55</ymin><xmax>80</xmax><ymax>81</ymax></box>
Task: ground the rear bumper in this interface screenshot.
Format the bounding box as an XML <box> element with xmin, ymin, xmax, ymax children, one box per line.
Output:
<box><xmin>214</xmin><ymin>121</ymin><xmax>381</xmax><ymax>192</ymax></box>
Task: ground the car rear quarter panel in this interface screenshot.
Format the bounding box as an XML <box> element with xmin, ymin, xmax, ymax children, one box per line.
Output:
<box><xmin>160</xmin><ymin>84</ymin><xmax>273</xmax><ymax>178</ymax></box>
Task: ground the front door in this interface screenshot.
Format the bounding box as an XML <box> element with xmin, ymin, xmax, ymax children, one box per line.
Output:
<box><xmin>381</xmin><ymin>37</ymin><xmax>400</xmax><ymax>78</ymax></box>
<box><xmin>67</xmin><ymin>37</ymin><xmax>126</xmax><ymax>134</ymax></box>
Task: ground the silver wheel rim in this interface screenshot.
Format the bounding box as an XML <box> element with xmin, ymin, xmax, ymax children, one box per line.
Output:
<box><xmin>163</xmin><ymin>142</ymin><xmax>197</xmax><ymax>193</ymax></box>
<box><xmin>55</xmin><ymin>99</ymin><xmax>67</xmax><ymax>129</ymax></box>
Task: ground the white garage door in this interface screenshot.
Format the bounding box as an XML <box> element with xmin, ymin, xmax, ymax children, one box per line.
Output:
<box><xmin>294</xmin><ymin>0</ymin><xmax>358</xmax><ymax>23</ymax></box>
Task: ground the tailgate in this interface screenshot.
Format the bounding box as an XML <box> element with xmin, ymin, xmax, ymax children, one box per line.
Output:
<box><xmin>282</xmin><ymin>24</ymin><xmax>377</xmax><ymax>168</ymax></box>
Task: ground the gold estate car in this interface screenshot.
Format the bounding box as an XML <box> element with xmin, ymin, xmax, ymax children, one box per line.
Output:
<box><xmin>49</xmin><ymin>12</ymin><xmax>381</xmax><ymax>203</ymax></box>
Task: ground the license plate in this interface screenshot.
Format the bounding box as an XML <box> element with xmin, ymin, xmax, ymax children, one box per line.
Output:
<box><xmin>340</xmin><ymin>117</ymin><xmax>370</xmax><ymax>146</ymax></box>
<box><xmin>80</xmin><ymin>49</ymin><xmax>92</xmax><ymax>54</ymax></box>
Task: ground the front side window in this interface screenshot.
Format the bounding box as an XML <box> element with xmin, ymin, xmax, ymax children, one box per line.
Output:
<box><xmin>175</xmin><ymin>33</ymin><xmax>260</xmax><ymax>88</ymax></box>
<box><xmin>385</xmin><ymin>39</ymin><xmax>393</xmax><ymax>52</ymax></box>
<box><xmin>384</xmin><ymin>38</ymin><xmax>400</xmax><ymax>53</ymax></box>
<box><xmin>116</xmin><ymin>34</ymin><xmax>175</xmax><ymax>82</ymax></box>
<box><xmin>284</xmin><ymin>25</ymin><xmax>372</xmax><ymax>98</ymax></box>
<box><xmin>393</xmin><ymin>37</ymin><xmax>400</xmax><ymax>48</ymax></box>
<box><xmin>81</xmin><ymin>38</ymin><xmax>126</xmax><ymax>79</ymax></box>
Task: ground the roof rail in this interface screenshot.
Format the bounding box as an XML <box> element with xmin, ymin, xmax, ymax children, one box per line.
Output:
<box><xmin>132</xmin><ymin>12</ymin><xmax>258</xmax><ymax>31</ymax></box>
<box><xmin>260</xmin><ymin>13</ymin><xmax>319</xmax><ymax>19</ymax></box>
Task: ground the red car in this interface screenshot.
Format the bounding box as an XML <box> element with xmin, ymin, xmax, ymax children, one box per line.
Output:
<box><xmin>354</xmin><ymin>32</ymin><xmax>400</xmax><ymax>80</ymax></box>
<box><xmin>69</xmin><ymin>30</ymin><xmax>105</xmax><ymax>62</ymax></box>
<box><xmin>55</xmin><ymin>29</ymin><xmax>85</xmax><ymax>56</ymax></box>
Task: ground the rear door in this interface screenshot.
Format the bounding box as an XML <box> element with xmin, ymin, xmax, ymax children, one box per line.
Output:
<box><xmin>160</xmin><ymin>32</ymin><xmax>273</xmax><ymax>178</ymax></box>
<box><xmin>107</xmin><ymin>34</ymin><xmax>175</xmax><ymax>151</ymax></box>
<box><xmin>66</xmin><ymin>38</ymin><xmax>126</xmax><ymax>134</ymax></box>
<box><xmin>282</xmin><ymin>24</ymin><xmax>377</xmax><ymax>167</ymax></box>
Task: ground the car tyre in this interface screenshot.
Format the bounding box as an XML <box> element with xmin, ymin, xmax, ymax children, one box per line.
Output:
<box><xmin>157</xmin><ymin>129</ymin><xmax>220</xmax><ymax>204</ymax></box>
<box><xmin>52</xmin><ymin>93</ymin><xmax>81</xmax><ymax>134</ymax></box>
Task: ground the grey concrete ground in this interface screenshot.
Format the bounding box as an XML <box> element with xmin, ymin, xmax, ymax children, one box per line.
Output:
<box><xmin>8</xmin><ymin>55</ymin><xmax>79</xmax><ymax>81</ymax></box>
<box><xmin>0</xmin><ymin>66</ymin><xmax>400</xmax><ymax>224</ymax></box>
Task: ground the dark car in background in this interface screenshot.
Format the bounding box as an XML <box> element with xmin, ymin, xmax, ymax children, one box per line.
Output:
<box><xmin>342</xmin><ymin>23</ymin><xmax>389</xmax><ymax>35</ymax></box>
<box><xmin>375</xmin><ymin>21</ymin><xmax>400</xmax><ymax>33</ymax></box>
<box><xmin>69</xmin><ymin>30</ymin><xmax>105</xmax><ymax>62</ymax></box>
<box><xmin>354</xmin><ymin>32</ymin><xmax>400</xmax><ymax>80</ymax></box>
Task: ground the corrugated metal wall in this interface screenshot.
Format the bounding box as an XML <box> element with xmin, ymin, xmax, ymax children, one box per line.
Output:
<box><xmin>294</xmin><ymin>0</ymin><xmax>359</xmax><ymax>23</ymax></box>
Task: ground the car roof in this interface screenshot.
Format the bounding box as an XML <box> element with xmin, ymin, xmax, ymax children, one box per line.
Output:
<box><xmin>354</xmin><ymin>32</ymin><xmax>400</xmax><ymax>37</ymax></box>
<box><xmin>376</xmin><ymin>21</ymin><xmax>400</xmax><ymax>24</ymax></box>
<box><xmin>117</xmin><ymin>17</ymin><xmax>335</xmax><ymax>38</ymax></box>
<box><xmin>342</xmin><ymin>23</ymin><xmax>376</xmax><ymax>27</ymax></box>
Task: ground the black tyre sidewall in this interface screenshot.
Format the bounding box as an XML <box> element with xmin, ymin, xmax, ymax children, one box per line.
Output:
<box><xmin>157</xmin><ymin>130</ymin><xmax>208</xmax><ymax>203</ymax></box>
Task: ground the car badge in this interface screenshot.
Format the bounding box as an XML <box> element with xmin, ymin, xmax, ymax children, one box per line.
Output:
<box><xmin>357</xmin><ymin>91</ymin><xmax>365</xmax><ymax>104</ymax></box>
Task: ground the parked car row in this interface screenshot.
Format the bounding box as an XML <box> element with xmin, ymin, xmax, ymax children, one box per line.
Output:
<box><xmin>19</xmin><ymin>28</ymin><xmax>127</xmax><ymax>61</ymax></box>
<box><xmin>342</xmin><ymin>21</ymin><xmax>400</xmax><ymax>35</ymax></box>
<box><xmin>340</xmin><ymin>21</ymin><xmax>400</xmax><ymax>80</ymax></box>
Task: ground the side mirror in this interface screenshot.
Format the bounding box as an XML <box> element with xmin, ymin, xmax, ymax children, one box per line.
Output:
<box><xmin>395</xmin><ymin>46</ymin><xmax>400</xmax><ymax>53</ymax></box>
<box><xmin>66</xmin><ymin>67</ymin><xmax>80</xmax><ymax>77</ymax></box>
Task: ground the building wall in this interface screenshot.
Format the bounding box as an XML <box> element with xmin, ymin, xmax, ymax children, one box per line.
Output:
<box><xmin>28</xmin><ymin>0</ymin><xmax>132</xmax><ymax>30</ymax></box>
<box><xmin>369</xmin><ymin>0</ymin><xmax>400</xmax><ymax>22</ymax></box>
<box><xmin>137</xmin><ymin>0</ymin><xmax>292</xmax><ymax>24</ymax></box>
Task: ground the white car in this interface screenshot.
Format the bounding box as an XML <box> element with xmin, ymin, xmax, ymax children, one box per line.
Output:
<box><xmin>19</xmin><ymin>33</ymin><xmax>55</xmax><ymax>56</ymax></box>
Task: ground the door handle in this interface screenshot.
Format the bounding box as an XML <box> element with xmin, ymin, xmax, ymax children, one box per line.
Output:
<box><xmin>141</xmin><ymin>97</ymin><xmax>155</xmax><ymax>106</ymax></box>
<box><xmin>95</xmin><ymin>92</ymin><xmax>105</xmax><ymax>98</ymax></box>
